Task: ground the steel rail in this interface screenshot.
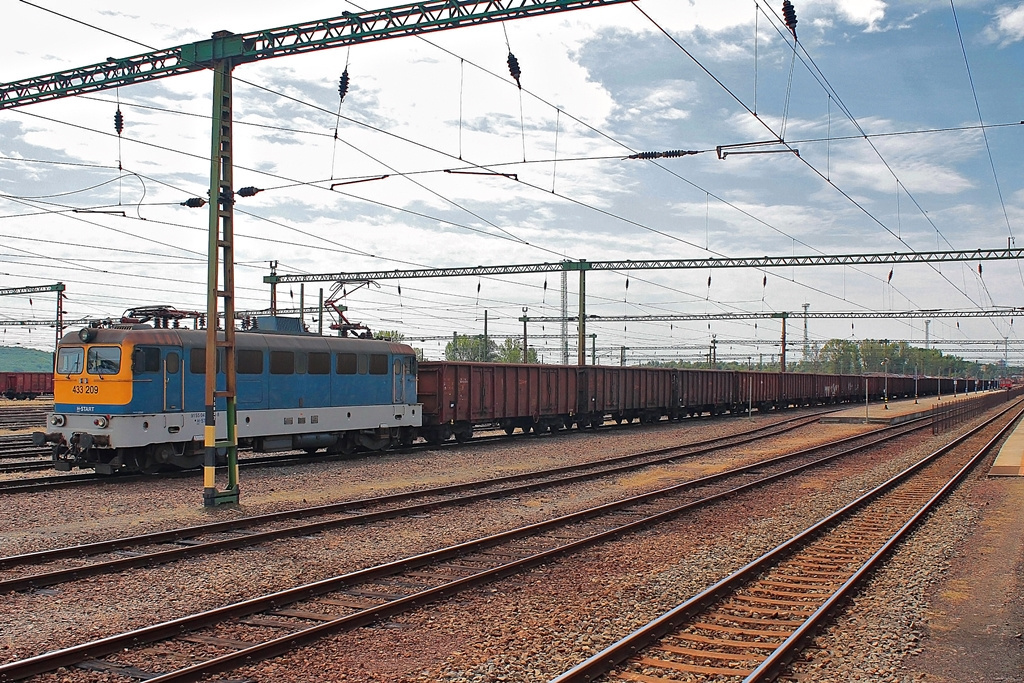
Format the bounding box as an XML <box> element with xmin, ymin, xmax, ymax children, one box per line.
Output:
<box><xmin>0</xmin><ymin>411</ymin><xmax>937</xmax><ymax>680</ymax></box>
<box><xmin>744</xmin><ymin>403</ymin><xmax>1024</xmax><ymax>682</ymax></box>
<box><xmin>0</xmin><ymin>413</ymin><xmax>832</xmax><ymax>589</ymax></box>
<box><xmin>0</xmin><ymin>405</ymin><xmax>833</xmax><ymax>492</ymax></box>
<box><xmin>550</xmin><ymin>398</ymin><xmax>1023</xmax><ymax>683</ymax></box>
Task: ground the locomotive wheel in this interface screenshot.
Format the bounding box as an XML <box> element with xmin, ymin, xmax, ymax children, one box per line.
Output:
<box><xmin>328</xmin><ymin>436</ymin><xmax>357</xmax><ymax>455</ymax></box>
<box><xmin>132</xmin><ymin>451</ymin><xmax>161</xmax><ymax>475</ymax></box>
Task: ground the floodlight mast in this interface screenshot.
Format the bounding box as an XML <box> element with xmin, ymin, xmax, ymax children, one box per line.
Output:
<box><xmin>0</xmin><ymin>0</ymin><xmax>632</xmax><ymax>506</ymax></box>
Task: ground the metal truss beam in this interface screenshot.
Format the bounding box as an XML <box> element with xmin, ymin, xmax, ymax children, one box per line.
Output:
<box><xmin>264</xmin><ymin>248</ymin><xmax>1023</xmax><ymax>284</ymax></box>
<box><xmin>525</xmin><ymin>309</ymin><xmax>1024</xmax><ymax>323</ymax></box>
<box><xmin>0</xmin><ymin>0</ymin><xmax>631</xmax><ymax>109</ymax></box>
<box><xmin>0</xmin><ymin>283</ymin><xmax>65</xmax><ymax>297</ymax></box>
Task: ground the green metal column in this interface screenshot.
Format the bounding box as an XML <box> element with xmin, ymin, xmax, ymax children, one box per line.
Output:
<box><xmin>203</xmin><ymin>55</ymin><xmax>239</xmax><ymax>507</ymax></box>
<box><xmin>572</xmin><ymin>260</ymin><xmax>588</xmax><ymax>366</ymax></box>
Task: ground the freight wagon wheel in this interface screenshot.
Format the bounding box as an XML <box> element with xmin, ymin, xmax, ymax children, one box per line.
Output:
<box><xmin>454</xmin><ymin>426</ymin><xmax>473</xmax><ymax>443</ymax></box>
<box><xmin>503</xmin><ymin>425</ymin><xmax>515</xmax><ymax>436</ymax></box>
<box><xmin>590</xmin><ymin>417</ymin><xmax>602</xmax><ymax>429</ymax></box>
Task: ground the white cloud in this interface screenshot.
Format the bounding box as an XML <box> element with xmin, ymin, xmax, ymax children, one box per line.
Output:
<box><xmin>985</xmin><ymin>3</ymin><xmax>1024</xmax><ymax>45</ymax></box>
<box><xmin>832</xmin><ymin>0</ymin><xmax>887</xmax><ymax>31</ymax></box>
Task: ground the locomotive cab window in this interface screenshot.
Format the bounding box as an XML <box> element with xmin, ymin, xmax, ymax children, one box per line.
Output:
<box><xmin>132</xmin><ymin>347</ymin><xmax>161</xmax><ymax>374</ymax></box>
<box><xmin>87</xmin><ymin>347</ymin><xmax>121</xmax><ymax>375</ymax></box>
<box><xmin>369</xmin><ymin>354</ymin><xmax>388</xmax><ymax>375</ymax></box>
<box><xmin>57</xmin><ymin>347</ymin><xmax>84</xmax><ymax>375</ymax></box>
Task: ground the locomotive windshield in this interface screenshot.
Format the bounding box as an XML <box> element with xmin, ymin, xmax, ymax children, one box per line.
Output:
<box><xmin>56</xmin><ymin>347</ymin><xmax>84</xmax><ymax>374</ymax></box>
<box><xmin>86</xmin><ymin>347</ymin><xmax>121</xmax><ymax>375</ymax></box>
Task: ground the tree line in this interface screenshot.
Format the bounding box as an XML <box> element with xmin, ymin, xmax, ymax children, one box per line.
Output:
<box><xmin>657</xmin><ymin>339</ymin><xmax>1013</xmax><ymax>379</ymax></box>
<box><xmin>371</xmin><ymin>330</ymin><xmax>1012</xmax><ymax>379</ymax></box>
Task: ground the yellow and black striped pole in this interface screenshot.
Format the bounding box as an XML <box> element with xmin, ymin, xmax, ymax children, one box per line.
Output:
<box><xmin>203</xmin><ymin>54</ymin><xmax>240</xmax><ymax>507</ymax></box>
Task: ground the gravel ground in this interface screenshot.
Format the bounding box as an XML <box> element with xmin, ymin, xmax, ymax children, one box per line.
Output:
<box><xmin>225</xmin><ymin>422</ymin><xmax>960</xmax><ymax>681</ymax></box>
<box><xmin>1</xmin><ymin>413</ymin><xmax>836</xmax><ymax>662</ymax></box>
<box><xmin>0</xmin><ymin>407</ymin><xmax>1010</xmax><ymax>683</ymax></box>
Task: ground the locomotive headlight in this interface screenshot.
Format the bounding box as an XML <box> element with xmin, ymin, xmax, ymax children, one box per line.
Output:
<box><xmin>50</xmin><ymin>414</ymin><xmax>66</xmax><ymax>427</ymax></box>
<box><xmin>93</xmin><ymin>416</ymin><xmax>109</xmax><ymax>429</ymax></box>
<box><xmin>78</xmin><ymin>328</ymin><xmax>97</xmax><ymax>343</ymax></box>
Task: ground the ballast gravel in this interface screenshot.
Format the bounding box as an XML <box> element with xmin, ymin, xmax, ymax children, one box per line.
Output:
<box><xmin>0</xmin><ymin>407</ymin><xmax>1016</xmax><ymax>683</ymax></box>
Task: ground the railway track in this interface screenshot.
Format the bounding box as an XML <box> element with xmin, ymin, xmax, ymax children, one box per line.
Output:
<box><xmin>0</xmin><ymin>408</ymin><xmax>954</xmax><ymax>681</ymax></box>
<box><xmin>0</xmin><ymin>434</ymin><xmax>52</xmax><ymax>472</ymax></box>
<box><xmin>550</xmin><ymin>401</ymin><xmax>1024</xmax><ymax>683</ymax></box>
<box><xmin>0</xmin><ymin>411</ymin><xmax>834</xmax><ymax>590</ymax></box>
<box><xmin>0</xmin><ymin>408</ymin><xmax>842</xmax><ymax>492</ymax></box>
<box><xmin>0</xmin><ymin>402</ymin><xmax>50</xmax><ymax>430</ymax></box>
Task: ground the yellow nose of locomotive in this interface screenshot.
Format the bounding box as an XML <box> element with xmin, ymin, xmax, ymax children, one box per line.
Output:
<box><xmin>54</xmin><ymin>330</ymin><xmax>133</xmax><ymax>408</ymax></box>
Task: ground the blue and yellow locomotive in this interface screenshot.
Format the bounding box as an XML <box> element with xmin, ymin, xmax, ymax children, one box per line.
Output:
<box><xmin>34</xmin><ymin>320</ymin><xmax>421</xmax><ymax>473</ymax></box>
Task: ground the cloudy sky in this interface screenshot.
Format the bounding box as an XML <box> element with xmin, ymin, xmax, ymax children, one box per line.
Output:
<box><xmin>1</xmin><ymin>0</ymin><xmax>1022</xmax><ymax>366</ymax></box>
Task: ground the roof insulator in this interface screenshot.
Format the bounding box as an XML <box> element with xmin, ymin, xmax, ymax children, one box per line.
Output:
<box><xmin>507</xmin><ymin>52</ymin><xmax>522</xmax><ymax>89</ymax></box>
<box><xmin>782</xmin><ymin>0</ymin><xmax>798</xmax><ymax>39</ymax></box>
<box><xmin>626</xmin><ymin>149</ymin><xmax>700</xmax><ymax>160</ymax></box>
<box><xmin>114</xmin><ymin>108</ymin><xmax>124</xmax><ymax>135</ymax></box>
<box><xmin>181</xmin><ymin>197</ymin><xmax>206</xmax><ymax>208</ymax></box>
<box><xmin>338</xmin><ymin>69</ymin><xmax>350</xmax><ymax>103</ymax></box>
<box><xmin>237</xmin><ymin>186</ymin><xmax>262</xmax><ymax>197</ymax></box>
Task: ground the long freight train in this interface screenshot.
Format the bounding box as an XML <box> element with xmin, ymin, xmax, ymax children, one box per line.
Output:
<box><xmin>34</xmin><ymin>322</ymin><xmax>983</xmax><ymax>473</ymax></box>
<box><xmin>0</xmin><ymin>371</ymin><xmax>53</xmax><ymax>400</ymax></box>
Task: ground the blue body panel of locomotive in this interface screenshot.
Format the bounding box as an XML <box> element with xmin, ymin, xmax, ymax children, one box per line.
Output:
<box><xmin>54</xmin><ymin>327</ymin><xmax>418</xmax><ymax>416</ymax></box>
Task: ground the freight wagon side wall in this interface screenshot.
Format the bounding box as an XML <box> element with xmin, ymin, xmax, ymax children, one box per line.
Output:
<box><xmin>416</xmin><ymin>362</ymin><xmax>445</xmax><ymax>425</ymax></box>
<box><xmin>737</xmin><ymin>371</ymin><xmax>780</xmax><ymax>408</ymax></box>
<box><xmin>0</xmin><ymin>371</ymin><xmax>53</xmax><ymax>397</ymax></box>
<box><xmin>680</xmin><ymin>369</ymin><xmax>735</xmax><ymax>414</ymax></box>
<box><xmin>779</xmin><ymin>372</ymin><xmax>815</xmax><ymax>406</ymax></box>
<box><xmin>418</xmin><ymin>361</ymin><xmax>576</xmax><ymax>427</ymax></box>
<box><xmin>578</xmin><ymin>367</ymin><xmax>674</xmax><ymax>417</ymax></box>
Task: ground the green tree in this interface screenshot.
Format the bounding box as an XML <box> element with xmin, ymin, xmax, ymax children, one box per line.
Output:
<box><xmin>493</xmin><ymin>337</ymin><xmax>538</xmax><ymax>363</ymax></box>
<box><xmin>444</xmin><ymin>335</ymin><xmax>495</xmax><ymax>361</ymax></box>
<box><xmin>819</xmin><ymin>339</ymin><xmax>860</xmax><ymax>374</ymax></box>
<box><xmin>373</xmin><ymin>330</ymin><xmax>406</xmax><ymax>342</ymax></box>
